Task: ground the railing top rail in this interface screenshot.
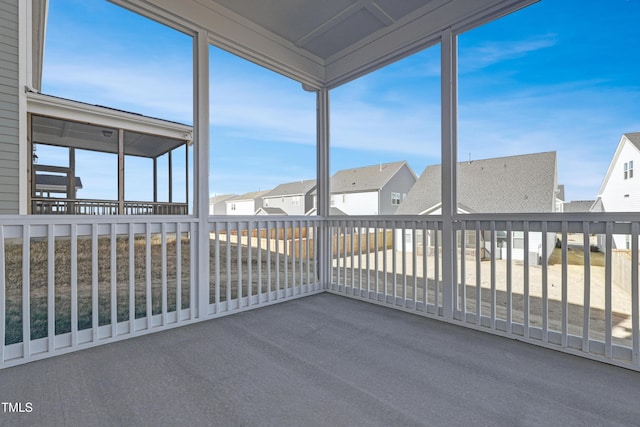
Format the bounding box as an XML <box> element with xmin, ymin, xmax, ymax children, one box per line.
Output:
<box><xmin>208</xmin><ymin>215</ymin><xmax>323</xmax><ymax>222</ymax></box>
<box><xmin>322</xmin><ymin>212</ymin><xmax>640</xmax><ymax>223</ymax></box>
<box><xmin>0</xmin><ymin>215</ymin><xmax>199</xmax><ymax>226</ymax></box>
<box><xmin>452</xmin><ymin>212</ymin><xmax>640</xmax><ymax>223</ymax></box>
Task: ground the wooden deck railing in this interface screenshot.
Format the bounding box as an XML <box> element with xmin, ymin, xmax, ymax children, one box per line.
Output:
<box><xmin>31</xmin><ymin>198</ymin><xmax>189</xmax><ymax>215</ymax></box>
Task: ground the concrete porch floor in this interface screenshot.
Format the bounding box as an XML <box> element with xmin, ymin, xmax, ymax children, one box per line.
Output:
<box><xmin>1</xmin><ymin>293</ymin><xmax>639</xmax><ymax>427</ymax></box>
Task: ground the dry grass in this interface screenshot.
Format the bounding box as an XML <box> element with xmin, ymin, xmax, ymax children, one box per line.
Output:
<box><xmin>548</xmin><ymin>246</ymin><xmax>606</xmax><ymax>267</ymax></box>
<box><xmin>3</xmin><ymin>235</ymin><xmax>314</xmax><ymax>345</ymax></box>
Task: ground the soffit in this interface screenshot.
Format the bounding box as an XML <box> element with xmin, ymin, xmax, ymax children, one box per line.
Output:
<box><xmin>116</xmin><ymin>0</ymin><xmax>537</xmax><ymax>88</ymax></box>
<box><xmin>28</xmin><ymin>93</ymin><xmax>192</xmax><ymax>159</ymax></box>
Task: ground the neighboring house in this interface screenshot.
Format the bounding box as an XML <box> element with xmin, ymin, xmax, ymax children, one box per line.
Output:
<box><xmin>315</xmin><ymin>161</ymin><xmax>417</xmax><ymax>216</ymax></box>
<box><xmin>592</xmin><ymin>132</ymin><xmax>640</xmax><ymax>250</ymax></box>
<box><xmin>260</xmin><ymin>179</ymin><xmax>316</xmax><ymax>215</ymax></box>
<box><xmin>209</xmin><ymin>194</ymin><xmax>236</xmax><ymax>215</ymax></box>
<box><xmin>395</xmin><ymin>152</ymin><xmax>560</xmax><ymax>264</ymax></box>
<box><xmin>225</xmin><ymin>190</ymin><xmax>270</xmax><ymax>215</ymax></box>
<box><xmin>563</xmin><ymin>200</ymin><xmax>595</xmax><ymax>213</ymax></box>
<box><xmin>34</xmin><ymin>174</ymin><xmax>83</xmax><ymax>197</ymax></box>
<box><xmin>555</xmin><ymin>184</ymin><xmax>565</xmax><ymax>212</ymax></box>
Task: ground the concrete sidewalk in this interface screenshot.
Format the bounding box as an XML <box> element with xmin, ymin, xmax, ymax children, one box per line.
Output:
<box><xmin>1</xmin><ymin>293</ymin><xmax>639</xmax><ymax>426</ymax></box>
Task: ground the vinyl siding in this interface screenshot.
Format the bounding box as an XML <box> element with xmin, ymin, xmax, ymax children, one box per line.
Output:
<box><xmin>332</xmin><ymin>191</ymin><xmax>378</xmax><ymax>215</ymax></box>
<box><xmin>0</xmin><ymin>0</ymin><xmax>19</xmax><ymax>214</ymax></box>
<box><xmin>600</xmin><ymin>140</ymin><xmax>640</xmax><ymax>213</ymax></box>
<box><xmin>379</xmin><ymin>165</ymin><xmax>416</xmax><ymax>215</ymax></box>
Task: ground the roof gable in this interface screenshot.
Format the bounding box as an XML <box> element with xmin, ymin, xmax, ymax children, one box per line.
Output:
<box><xmin>263</xmin><ymin>179</ymin><xmax>316</xmax><ymax>198</ymax></box>
<box><xmin>226</xmin><ymin>190</ymin><xmax>270</xmax><ymax>203</ymax></box>
<box><xmin>596</xmin><ymin>133</ymin><xmax>640</xmax><ymax>197</ymax></box>
<box><xmin>330</xmin><ymin>161</ymin><xmax>413</xmax><ymax>193</ymax></box>
<box><xmin>396</xmin><ymin>151</ymin><xmax>558</xmax><ymax>214</ymax></box>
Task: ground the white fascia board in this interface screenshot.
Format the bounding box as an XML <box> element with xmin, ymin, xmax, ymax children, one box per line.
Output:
<box><xmin>115</xmin><ymin>0</ymin><xmax>326</xmax><ymax>89</ymax></box>
<box><xmin>597</xmin><ymin>134</ymin><xmax>633</xmax><ymax>197</ymax></box>
<box><xmin>27</xmin><ymin>93</ymin><xmax>193</xmax><ymax>142</ymax></box>
<box><xmin>324</xmin><ymin>0</ymin><xmax>538</xmax><ymax>88</ymax></box>
<box><xmin>31</xmin><ymin>0</ymin><xmax>48</xmax><ymax>92</ymax></box>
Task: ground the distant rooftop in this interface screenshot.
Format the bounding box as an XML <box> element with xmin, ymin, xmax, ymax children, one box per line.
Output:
<box><xmin>330</xmin><ymin>161</ymin><xmax>414</xmax><ymax>194</ymax></box>
<box><xmin>263</xmin><ymin>179</ymin><xmax>316</xmax><ymax>198</ymax></box>
<box><xmin>396</xmin><ymin>152</ymin><xmax>558</xmax><ymax>214</ymax></box>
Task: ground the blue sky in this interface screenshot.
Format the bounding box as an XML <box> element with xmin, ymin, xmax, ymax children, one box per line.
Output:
<box><xmin>41</xmin><ymin>0</ymin><xmax>640</xmax><ymax>203</ymax></box>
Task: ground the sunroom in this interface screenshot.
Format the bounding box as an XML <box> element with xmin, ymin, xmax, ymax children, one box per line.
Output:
<box><xmin>1</xmin><ymin>2</ymin><xmax>639</xmax><ymax>420</ymax></box>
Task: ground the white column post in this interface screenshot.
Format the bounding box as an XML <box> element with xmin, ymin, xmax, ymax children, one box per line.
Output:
<box><xmin>194</xmin><ymin>29</ymin><xmax>210</xmax><ymax>318</ymax></box>
<box><xmin>118</xmin><ymin>129</ymin><xmax>124</xmax><ymax>214</ymax></box>
<box><xmin>18</xmin><ymin>0</ymin><xmax>32</xmax><ymax>214</ymax></box>
<box><xmin>440</xmin><ymin>28</ymin><xmax>458</xmax><ymax>319</ymax></box>
<box><xmin>316</xmin><ymin>88</ymin><xmax>331</xmax><ymax>289</ymax></box>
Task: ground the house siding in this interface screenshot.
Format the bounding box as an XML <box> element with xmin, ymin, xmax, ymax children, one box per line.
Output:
<box><xmin>264</xmin><ymin>194</ymin><xmax>307</xmax><ymax>215</ymax></box>
<box><xmin>599</xmin><ymin>138</ymin><xmax>640</xmax><ymax>249</ymax></box>
<box><xmin>226</xmin><ymin>200</ymin><xmax>261</xmax><ymax>215</ymax></box>
<box><xmin>0</xmin><ymin>0</ymin><xmax>20</xmax><ymax>214</ymax></box>
<box><xmin>379</xmin><ymin>165</ymin><xmax>416</xmax><ymax>215</ymax></box>
<box><xmin>332</xmin><ymin>191</ymin><xmax>378</xmax><ymax>215</ymax></box>
<box><xmin>600</xmin><ymin>140</ymin><xmax>640</xmax><ymax>212</ymax></box>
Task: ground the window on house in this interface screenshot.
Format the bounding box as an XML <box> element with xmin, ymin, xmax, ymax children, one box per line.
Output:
<box><xmin>230</xmin><ymin>203</ymin><xmax>236</xmax><ymax>211</ymax></box>
<box><xmin>630</xmin><ymin>160</ymin><xmax>634</xmax><ymax>178</ymax></box>
<box><xmin>264</xmin><ymin>199</ymin><xmax>269</xmax><ymax>207</ymax></box>
<box><xmin>391</xmin><ymin>192</ymin><xmax>401</xmax><ymax>205</ymax></box>
<box><xmin>513</xmin><ymin>231</ymin><xmax>524</xmax><ymax>250</ymax></box>
<box><xmin>624</xmin><ymin>162</ymin><xmax>628</xmax><ymax>179</ymax></box>
<box><xmin>292</xmin><ymin>196</ymin><xmax>300</xmax><ymax>206</ymax></box>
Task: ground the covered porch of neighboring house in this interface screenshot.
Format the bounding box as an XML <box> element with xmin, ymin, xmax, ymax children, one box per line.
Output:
<box><xmin>27</xmin><ymin>93</ymin><xmax>192</xmax><ymax>215</ymax></box>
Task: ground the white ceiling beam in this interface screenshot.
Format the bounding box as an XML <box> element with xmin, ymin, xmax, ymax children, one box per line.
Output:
<box><xmin>324</xmin><ymin>0</ymin><xmax>538</xmax><ymax>88</ymax></box>
<box><xmin>113</xmin><ymin>0</ymin><xmax>327</xmax><ymax>88</ymax></box>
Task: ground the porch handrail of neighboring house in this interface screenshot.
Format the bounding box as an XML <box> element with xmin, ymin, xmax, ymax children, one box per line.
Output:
<box><xmin>31</xmin><ymin>197</ymin><xmax>188</xmax><ymax>215</ymax></box>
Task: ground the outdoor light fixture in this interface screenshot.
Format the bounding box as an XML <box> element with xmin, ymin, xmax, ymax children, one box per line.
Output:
<box><xmin>102</xmin><ymin>130</ymin><xmax>113</xmax><ymax>137</ymax></box>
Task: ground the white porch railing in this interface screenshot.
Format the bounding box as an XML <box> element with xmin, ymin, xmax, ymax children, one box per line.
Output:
<box><xmin>2</xmin><ymin>213</ymin><xmax>639</xmax><ymax>371</ymax></box>
<box><xmin>328</xmin><ymin>214</ymin><xmax>640</xmax><ymax>371</ymax></box>
<box><xmin>0</xmin><ymin>216</ymin><xmax>321</xmax><ymax>368</ymax></box>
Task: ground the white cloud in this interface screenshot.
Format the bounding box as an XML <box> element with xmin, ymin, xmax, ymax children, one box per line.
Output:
<box><xmin>459</xmin><ymin>34</ymin><xmax>558</xmax><ymax>73</ymax></box>
<box><xmin>43</xmin><ymin>59</ymin><xmax>193</xmax><ymax>124</ymax></box>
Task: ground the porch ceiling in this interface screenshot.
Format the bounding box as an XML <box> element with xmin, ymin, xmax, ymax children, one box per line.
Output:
<box><xmin>28</xmin><ymin>93</ymin><xmax>192</xmax><ymax>159</ymax></box>
<box><xmin>31</xmin><ymin>115</ymin><xmax>185</xmax><ymax>158</ymax></box>
<box><xmin>114</xmin><ymin>0</ymin><xmax>538</xmax><ymax>88</ymax></box>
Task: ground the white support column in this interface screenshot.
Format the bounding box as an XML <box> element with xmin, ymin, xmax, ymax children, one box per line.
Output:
<box><xmin>316</xmin><ymin>88</ymin><xmax>331</xmax><ymax>289</ymax></box>
<box><xmin>118</xmin><ymin>129</ymin><xmax>124</xmax><ymax>214</ymax></box>
<box><xmin>194</xmin><ymin>29</ymin><xmax>210</xmax><ymax>318</ymax></box>
<box><xmin>18</xmin><ymin>0</ymin><xmax>33</xmax><ymax>214</ymax></box>
<box><xmin>440</xmin><ymin>28</ymin><xmax>458</xmax><ymax>319</ymax></box>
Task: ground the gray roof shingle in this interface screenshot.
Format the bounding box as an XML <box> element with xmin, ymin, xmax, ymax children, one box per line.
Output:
<box><xmin>331</xmin><ymin>161</ymin><xmax>412</xmax><ymax>193</ymax></box>
<box><xmin>35</xmin><ymin>174</ymin><xmax>83</xmax><ymax>190</ymax></box>
<box><xmin>396</xmin><ymin>152</ymin><xmax>558</xmax><ymax>214</ymax></box>
<box><xmin>263</xmin><ymin>179</ymin><xmax>316</xmax><ymax>198</ymax></box>
<box><xmin>257</xmin><ymin>207</ymin><xmax>287</xmax><ymax>215</ymax></box>
<box><xmin>563</xmin><ymin>200</ymin><xmax>595</xmax><ymax>213</ymax></box>
<box><xmin>227</xmin><ymin>190</ymin><xmax>270</xmax><ymax>202</ymax></box>
<box><xmin>624</xmin><ymin>132</ymin><xmax>640</xmax><ymax>149</ymax></box>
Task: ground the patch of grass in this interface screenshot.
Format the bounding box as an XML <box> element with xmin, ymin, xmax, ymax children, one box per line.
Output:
<box><xmin>548</xmin><ymin>246</ymin><xmax>605</xmax><ymax>267</ymax></box>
